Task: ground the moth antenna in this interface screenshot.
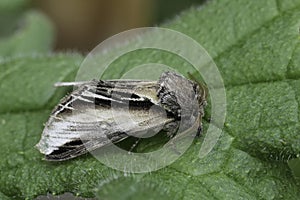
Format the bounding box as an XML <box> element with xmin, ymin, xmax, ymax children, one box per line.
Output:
<box><xmin>54</xmin><ymin>81</ymin><xmax>93</xmax><ymax>87</ymax></box>
<box><xmin>128</xmin><ymin>138</ymin><xmax>141</xmax><ymax>154</ymax></box>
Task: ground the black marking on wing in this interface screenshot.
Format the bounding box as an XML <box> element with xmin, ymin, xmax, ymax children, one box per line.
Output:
<box><xmin>54</xmin><ymin>80</ymin><xmax>158</xmax><ymax>115</ymax></box>
<box><xmin>45</xmin><ymin>132</ymin><xmax>128</xmax><ymax>161</ymax></box>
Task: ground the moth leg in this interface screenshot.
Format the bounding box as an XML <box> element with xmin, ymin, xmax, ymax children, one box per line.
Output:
<box><xmin>191</xmin><ymin>118</ymin><xmax>203</xmax><ymax>138</ymax></box>
<box><xmin>128</xmin><ymin>138</ymin><xmax>141</xmax><ymax>154</ymax></box>
<box><xmin>163</xmin><ymin>121</ymin><xmax>179</xmax><ymax>138</ymax></box>
<box><xmin>162</xmin><ymin>121</ymin><xmax>182</xmax><ymax>155</ymax></box>
<box><xmin>195</xmin><ymin>123</ymin><xmax>202</xmax><ymax>137</ymax></box>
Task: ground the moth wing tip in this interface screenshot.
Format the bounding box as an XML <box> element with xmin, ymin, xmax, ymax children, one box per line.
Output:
<box><xmin>34</xmin><ymin>142</ymin><xmax>41</xmax><ymax>151</ymax></box>
<box><xmin>35</xmin><ymin>141</ymin><xmax>56</xmax><ymax>156</ymax></box>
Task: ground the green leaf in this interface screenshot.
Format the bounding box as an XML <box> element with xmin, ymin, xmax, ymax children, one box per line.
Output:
<box><xmin>0</xmin><ymin>191</ymin><xmax>10</xmax><ymax>200</ymax></box>
<box><xmin>1</xmin><ymin>0</ymin><xmax>300</xmax><ymax>199</ymax></box>
<box><xmin>289</xmin><ymin>158</ymin><xmax>300</xmax><ymax>181</ymax></box>
<box><xmin>0</xmin><ymin>53</ymin><xmax>82</xmax><ymax>113</ymax></box>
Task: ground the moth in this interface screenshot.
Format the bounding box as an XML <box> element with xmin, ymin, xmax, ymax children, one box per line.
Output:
<box><xmin>36</xmin><ymin>71</ymin><xmax>207</xmax><ymax>161</ymax></box>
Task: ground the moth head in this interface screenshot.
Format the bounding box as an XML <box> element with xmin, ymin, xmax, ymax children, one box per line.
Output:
<box><xmin>158</xmin><ymin>71</ymin><xmax>207</xmax><ymax>120</ymax></box>
<box><xmin>193</xmin><ymin>82</ymin><xmax>207</xmax><ymax>108</ymax></box>
<box><xmin>187</xmin><ymin>72</ymin><xmax>207</xmax><ymax>108</ymax></box>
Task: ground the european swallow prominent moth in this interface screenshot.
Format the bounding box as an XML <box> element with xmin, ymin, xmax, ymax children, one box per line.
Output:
<box><xmin>36</xmin><ymin>71</ymin><xmax>206</xmax><ymax>161</ymax></box>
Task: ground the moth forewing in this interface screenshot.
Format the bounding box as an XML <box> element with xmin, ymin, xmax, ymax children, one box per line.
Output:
<box><xmin>36</xmin><ymin>71</ymin><xmax>206</xmax><ymax>161</ymax></box>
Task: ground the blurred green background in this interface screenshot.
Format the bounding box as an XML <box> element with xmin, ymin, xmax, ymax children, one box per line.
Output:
<box><xmin>0</xmin><ymin>0</ymin><xmax>204</xmax><ymax>52</ymax></box>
